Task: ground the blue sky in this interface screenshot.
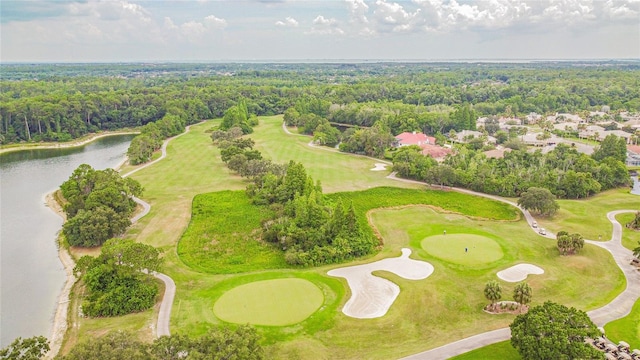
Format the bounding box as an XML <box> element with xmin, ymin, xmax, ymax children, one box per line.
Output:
<box><xmin>1</xmin><ymin>0</ymin><xmax>638</xmax><ymax>62</ymax></box>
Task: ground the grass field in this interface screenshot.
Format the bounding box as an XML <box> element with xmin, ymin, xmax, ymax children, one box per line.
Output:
<box><xmin>421</xmin><ymin>234</ymin><xmax>504</xmax><ymax>266</ymax></box>
<box><xmin>61</xmin><ymin>115</ymin><xmax>635</xmax><ymax>359</ymax></box>
<box><xmin>213</xmin><ymin>278</ymin><xmax>324</xmax><ymax>326</ymax></box>
<box><xmin>604</xmin><ymin>298</ymin><xmax>640</xmax><ymax>349</ymax></box>
<box><xmin>251</xmin><ymin>116</ymin><xmax>404</xmax><ymax>193</ymax></box>
<box><xmin>540</xmin><ymin>189</ymin><xmax>640</xmax><ymax>241</ymax></box>
<box><xmin>450</xmin><ymin>340</ymin><xmax>520</xmax><ymax>360</ymax></box>
<box><xmin>617</xmin><ymin>212</ymin><xmax>640</xmax><ymax>251</ymax></box>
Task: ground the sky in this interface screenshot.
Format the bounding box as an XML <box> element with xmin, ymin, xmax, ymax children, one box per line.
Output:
<box><xmin>1</xmin><ymin>0</ymin><xmax>639</xmax><ymax>62</ymax></box>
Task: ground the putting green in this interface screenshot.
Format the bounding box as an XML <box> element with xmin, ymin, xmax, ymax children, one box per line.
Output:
<box><xmin>213</xmin><ymin>278</ymin><xmax>324</xmax><ymax>326</ymax></box>
<box><xmin>421</xmin><ymin>234</ymin><xmax>503</xmax><ymax>266</ymax></box>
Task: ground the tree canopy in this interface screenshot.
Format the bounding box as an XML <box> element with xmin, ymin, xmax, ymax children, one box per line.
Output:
<box><xmin>517</xmin><ymin>187</ymin><xmax>560</xmax><ymax>216</ymax></box>
<box><xmin>0</xmin><ymin>336</ymin><xmax>50</xmax><ymax>360</ymax></box>
<box><xmin>60</xmin><ymin>164</ymin><xmax>142</xmax><ymax>247</ymax></box>
<box><xmin>55</xmin><ymin>326</ymin><xmax>263</xmax><ymax>360</ymax></box>
<box><xmin>510</xmin><ymin>301</ymin><xmax>603</xmax><ymax>360</ymax></box>
<box><xmin>73</xmin><ymin>238</ymin><xmax>162</xmax><ymax>317</ymax></box>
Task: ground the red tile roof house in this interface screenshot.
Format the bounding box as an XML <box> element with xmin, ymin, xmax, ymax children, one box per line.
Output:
<box><xmin>395</xmin><ymin>132</ymin><xmax>452</xmax><ymax>161</ymax></box>
<box><xmin>395</xmin><ymin>131</ymin><xmax>436</xmax><ymax>147</ymax></box>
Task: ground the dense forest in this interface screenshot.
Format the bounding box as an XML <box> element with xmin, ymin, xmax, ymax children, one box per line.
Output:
<box><xmin>2</xmin><ymin>61</ymin><xmax>639</xmax><ymax>144</ymax></box>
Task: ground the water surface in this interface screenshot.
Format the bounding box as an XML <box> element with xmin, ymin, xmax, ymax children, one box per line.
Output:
<box><xmin>0</xmin><ymin>135</ymin><xmax>133</xmax><ymax>347</ymax></box>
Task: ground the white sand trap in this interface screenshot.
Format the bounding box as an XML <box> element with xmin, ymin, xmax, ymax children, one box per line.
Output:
<box><xmin>370</xmin><ymin>163</ymin><xmax>388</xmax><ymax>171</ymax></box>
<box><xmin>497</xmin><ymin>264</ymin><xmax>544</xmax><ymax>282</ymax></box>
<box><xmin>328</xmin><ymin>248</ymin><xmax>434</xmax><ymax>319</ymax></box>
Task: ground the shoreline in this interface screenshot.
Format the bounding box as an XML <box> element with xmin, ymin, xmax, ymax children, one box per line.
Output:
<box><xmin>43</xmin><ymin>192</ymin><xmax>74</xmax><ymax>360</ymax></box>
<box><xmin>0</xmin><ymin>131</ymin><xmax>139</xmax><ymax>155</ymax></box>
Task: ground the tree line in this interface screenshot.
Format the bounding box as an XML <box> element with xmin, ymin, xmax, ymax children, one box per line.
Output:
<box><xmin>1</xmin><ymin>326</ymin><xmax>263</xmax><ymax>360</ymax></box>
<box><xmin>393</xmin><ymin>137</ymin><xmax>630</xmax><ymax>199</ymax></box>
<box><xmin>2</xmin><ymin>62</ymin><xmax>639</xmax><ymax>145</ymax></box>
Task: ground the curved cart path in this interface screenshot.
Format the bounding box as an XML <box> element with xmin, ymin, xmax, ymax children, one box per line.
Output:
<box><xmin>281</xmin><ymin>119</ymin><xmax>638</xmax><ymax>359</ymax></box>
<box><xmin>120</xmin><ymin>125</ymin><xmax>199</xmax><ymax>338</ymax></box>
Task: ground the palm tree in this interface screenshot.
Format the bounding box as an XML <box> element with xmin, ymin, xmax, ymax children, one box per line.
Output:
<box><xmin>513</xmin><ymin>282</ymin><xmax>532</xmax><ymax>312</ymax></box>
<box><xmin>633</xmin><ymin>241</ymin><xmax>640</xmax><ymax>260</ymax></box>
<box><xmin>484</xmin><ymin>280</ymin><xmax>502</xmax><ymax>309</ymax></box>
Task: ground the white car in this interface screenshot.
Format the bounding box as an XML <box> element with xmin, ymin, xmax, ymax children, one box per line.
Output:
<box><xmin>538</xmin><ymin>228</ymin><xmax>546</xmax><ymax>235</ymax></box>
<box><xmin>532</xmin><ymin>221</ymin><xmax>537</xmax><ymax>228</ymax></box>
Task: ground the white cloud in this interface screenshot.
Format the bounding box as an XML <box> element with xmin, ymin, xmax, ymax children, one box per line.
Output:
<box><xmin>204</xmin><ymin>15</ymin><xmax>228</xmax><ymax>28</ymax></box>
<box><xmin>275</xmin><ymin>16</ymin><xmax>299</xmax><ymax>27</ymax></box>
<box><xmin>308</xmin><ymin>15</ymin><xmax>344</xmax><ymax>35</ymax></box>
<box><xmin>373</xmin><ymin>0</ymin><xmax>423</xmax><ymax>32</ymax></box>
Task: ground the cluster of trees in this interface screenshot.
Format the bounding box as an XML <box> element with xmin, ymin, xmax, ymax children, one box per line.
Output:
<box><xmin>483</xmin><ymin>280</ymin><xmax>532</xmax><ymax>312</ymax></box>
<box><xmin>127</xmin><ymin>114</ymin><xmax>186</xmax><ymax>165</ymax></box>
<box><xmin>3</xmin><ymin>63</ymin><xmax>639</xmax><ymax>160</ymax></box>
<box><xmin>73</xmin><ymin>238</ymin><xmax>161</xmax><ymax>317</ymax></box>
<box><xmin>247</xmin><ymin>161</ymin><xmax>377</xmax><ymax>266</ymax></box>
<box><xmin>211</xmin><ymin>129</ymin><xmax>378</xmax><ymax>266</ymax></box>
<box><xmin>57</xmin><ymin>327</ymin><xmax>262</xmax><ymax>360</ymax></box>
<box><xmin>0</xmin><ymin>336</ymin><xmax>49</xmax><ymax>360</ymax></box>
<box><xmin>60</xmin><ymin>164</ymin><xmax>142</xmax><ymax>247</ymax></box>
<box><xmin>510</xmin><ymin>302</ymin><xmax>602</xmax><ymax>360</ymax></box>
<box><xmin>394</xmin><ymin>143</ymin><xmax>630</xmax><ymax>199</ymax></box>
<box><xmin>556</xmin><ymin>231</ymin><xmax>585</xmax><ymax>256</ymax></box>
<box><xmin>220</xmin><ymin>99</ymin><xmax>258</xmax><ymax>134</ymax></box>
<box><xmin>2</xmin><ymin>325</ymin><xmax>263</xmax><ymax>360</ymax></box>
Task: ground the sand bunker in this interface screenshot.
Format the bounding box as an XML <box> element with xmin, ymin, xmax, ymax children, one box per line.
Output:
<box><xmin>370</xmin><ymin>163</ymin><xmax>388</xmax><ymax>171</ymax></box>
<box><xmin>328</xmin><ymin>248</ymin><xmax>434</xmax><ymax>319</ymax></box>
<box><xmin>497</xmin><ymin>264</ymin><xmax>544</xmax><ymax>282</ymax></box>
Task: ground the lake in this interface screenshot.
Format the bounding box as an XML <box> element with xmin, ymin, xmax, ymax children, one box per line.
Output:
<box><xmin>0</xmin><ymin>135</ymin><xmax>134</xmax><ymax>347</ymax></box>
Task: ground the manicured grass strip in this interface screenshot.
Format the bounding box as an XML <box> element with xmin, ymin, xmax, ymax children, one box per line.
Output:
<box><xmin>617</xmin><ymin>212</ymin><xmax>640</xmax><ymax>251</ymax></box>
<box><xmin>176</xmin><ymin>190</ymin><xmax>286</xmax><ymax>274</ymax></box>
<box><xmin>604</xmin><ymin>298</ymin><xmax>640</xmax><ymax>349</ymax></box>
<box><xmin>213</xmin><ymin>278</ymin><xmax>324</xmax><ymax>326</ymax></box>
<box><xmin>421</xmin><ymin>234</ymin><xmax>504</xmax><ymax>266</ymax></box>
<box><xmin>330</xmin><ymin>187</ymin><xmax>519</xmax><ymax>222</ymax></box>
<box><xmin>449</xmin><ymin>340</ymin><xmax>521</xmax><ymax>360</ymax></box>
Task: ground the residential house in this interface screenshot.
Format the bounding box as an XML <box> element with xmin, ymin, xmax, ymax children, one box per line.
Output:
<box><xmin>420</xmin><ymin>144</ymin><xmax>453</xmax><ymax>161</ymax></box>
<box><xmin>483</xmin><ymin>148</ymin><xmax>512</xmax><ymax>159</ymax></box>
<box><xmin>604</xmin><ymin>130</ymin><xmax>633</xmax><ymax>144</ymax></box>
<box><xmin>453</xmin><ymin>130</ymin><xmax>496</xmax><ymax>144</ymax></box>
<box><xmin>627</xmin><ymin>145</ymin><xmax>640</xmax><ymax>166</ymax></box>
<box><xmin>579</xmin><ymin>125</ymin><xmax>606</xmax><ymax>141</ymax></box>
<box><xmin>553</xmin><ymin>122</ymin><xmax>579</xmax><ymax>132</ymax></box>
<box><xmin>395</xmin><ymin>131</ymin><xmax>451</xmax><ymax>161</ymax></box>
<box><xmin>395</xmin><ymin>131</ymin><xmax>436</xmax><ymax>147</ymax></box>
<box><xmin>526</xmin><ymin>112</ymin><xmax>542</xmax><ymax>124</ymax></box>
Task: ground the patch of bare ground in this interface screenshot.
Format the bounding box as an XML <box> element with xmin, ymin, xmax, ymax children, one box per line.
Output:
<box><xmin>483</xmin><ymin>301</ymin><xmax>529</xmax><ymax>315</ymax></box>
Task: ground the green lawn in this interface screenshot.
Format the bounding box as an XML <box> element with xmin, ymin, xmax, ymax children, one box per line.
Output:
<box><xmin>604</xmin><ymin>298</ymin><xmax>640</xmax><ymax>349</ymax></box>
<box><xmin>539</xmin><ymin>189</ymin><xmax>640</xmax><ymax>241</ymax></box>
<box><xmin>450</xmin><ymin>340</ymin><xmax>521</xmax><ymax>360</ymax></box>
<box><xmin>421</xmin><ymin>234</ymin><xmax>504</xmax><ymax>266</ymax></box>
<box><xmin>213</xmin><ymin>278</ymin><xmax>324</xmax><ymax>326</ymax></box>
<box><xmin>617</xmin><ymin>212</ymin><xmax>640</xmax><ymax>251</ymax></box>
